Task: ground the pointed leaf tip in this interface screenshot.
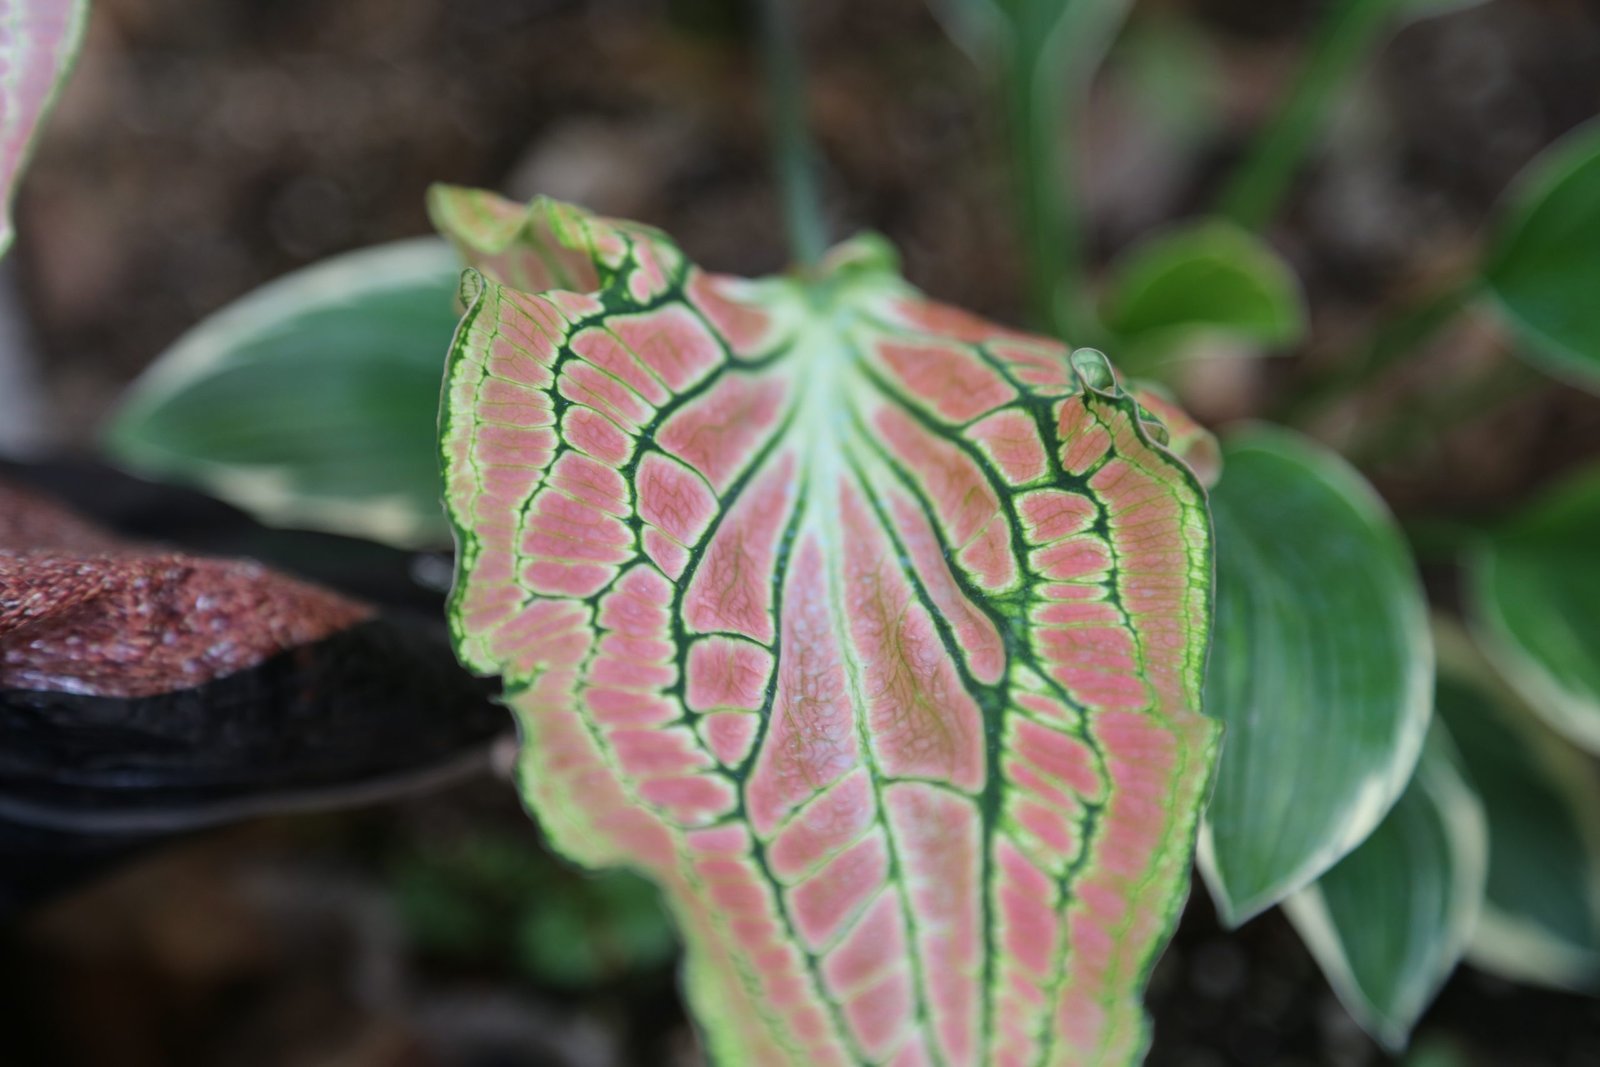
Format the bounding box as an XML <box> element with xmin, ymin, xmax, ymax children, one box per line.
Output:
<box><xmin>438</xmin><ymin>189</ymin><xmax>1219</xmax><ymax>1065</ymax></box>
<box><xmin>1286</xmin><ymin>727</ymin><xmax>1487</xmax><ymax>1052</ymax></box>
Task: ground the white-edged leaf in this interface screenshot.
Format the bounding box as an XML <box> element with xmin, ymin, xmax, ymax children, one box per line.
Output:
<box><xmin>1285</xmin><ymin>727</ymin><xmax>1487</xmax><ymax>1051</ymax></box>
<box><xmin>105</xmin><ymin>239</ymin><xmax>462</xmax><ymax>548</ymax></box>
<box><xmin>1434</xmin><ymin>622</ymin><xmax>1600</xmax><ymax>991</ymax></box>
<box><xmin>1468</xmin><ymin>461</ymin><xmax>1600</xmax><ymax>753</ymax></box>
<box><xmin>1200</xmin><ymin>426</ymin><xmax>1432</xmax><ymax>926</ymax></box>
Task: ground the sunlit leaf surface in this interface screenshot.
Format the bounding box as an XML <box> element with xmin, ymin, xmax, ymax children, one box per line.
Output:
<box><xmin>106</xmin><ymin>239</ymin><xmax>462</xmax><ymax>548</ymax></box>
<box><xmin>1468</xmin><ymin>461</ymin><xmax>1600</xmax><ymax>753</ymax></box>
<box><xmin>1201</xmin><ymin>428</ymin><xmax>1431</xmax><ymax>926</ymax></box>
<box><xmin>1286</xmin><ymin>728</ymin><xmax>1486</xmax><ymax>1052</ymax></box>
<box><xmin>0</xmin><ymin>0</ymin><xmax>87</xmax><ymax>256</ymax></box>
<box><xmin>435</xmin><ymin>188</ymin><xmax>1218</xmax><ymax>1066</ymax></box>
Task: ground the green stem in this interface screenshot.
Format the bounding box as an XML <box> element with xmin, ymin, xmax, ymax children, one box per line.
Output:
<box><xmin>1277</xmin><ymin>275</ymin><xmax>1478</xmax><ymax>424</ymax></box>
<box><xmin>757</xmin><ymin>0</ymin><xmax>827</xmax><ymax>271</ymax></box>
<box><xmin>998</xmin><ymin>0</ymin><xmax>1130</xmax><ymax>343</ymax></box>
<box><xmin>1216</xmin><ymin>0</ymin><xmax>1398</xmax><ymax>231</ymax></box>
<box><xmin>1005</xmin><ymin>38</ymin><xmax>1077</xmax><ymax>337</ymax></box>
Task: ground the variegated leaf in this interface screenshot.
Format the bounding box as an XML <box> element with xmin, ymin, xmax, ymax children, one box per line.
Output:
<box><xmin>436</xmin><ymin>190</ymin><xmax>1218</xmax><ymax>1067</ymax></box>
<box><xmin>0</xmin><ymin>0</ymin><xmax>88</xmax><ymax>256</ymax></box>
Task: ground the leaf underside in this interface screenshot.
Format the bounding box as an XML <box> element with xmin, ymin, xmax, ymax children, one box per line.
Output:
<box><xmin>436</xmin><ymin>189</ymin><xmax>1218</xmax><ymax>1067</ymax></box>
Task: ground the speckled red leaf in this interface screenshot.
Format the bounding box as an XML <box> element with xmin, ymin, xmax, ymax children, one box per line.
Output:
<box><xmin>0</xmin><ymin>0</ymin><xmax>88</xmax><ymax>255</ymax></box>
<box><xmin>0</xmin><ymin>482</ymin><xmax>371</xmax><ymax>697</ymax></box>
<box><xmin>434</xmin><ymin>187</ymin><xmax>1218</xmax><ymax>1067</ymax></box>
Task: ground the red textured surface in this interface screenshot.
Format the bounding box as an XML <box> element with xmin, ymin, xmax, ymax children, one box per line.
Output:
<box><xmin>0</xmin><ymin>482</ymin><xmax>372</xmax><ymax>697</ymax></box>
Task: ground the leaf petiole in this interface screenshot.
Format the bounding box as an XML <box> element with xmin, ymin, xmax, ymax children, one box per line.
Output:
<box><xmin>757</xmin><ymin>0</ymin><xmax>829</xmax><ymax>273</ymax></box>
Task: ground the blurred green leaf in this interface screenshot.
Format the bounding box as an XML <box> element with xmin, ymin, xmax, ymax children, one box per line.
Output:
<box><xmin>105</xmin><ymin>239</ymin><xmax>462</xmax><ymax>548</ymax></box>
<box><xmin>1468</xmin><ymin>462</ymin><xmax>1600</xmax><ymax>753</ymax></box>
<box><xmin>929</xmin><ymin>0</ymin><xmax>1128</xmax><ymax>71</ymax></box>
<box><xmin>1100</xmin><ymin>222</ymin><xmax>1306</xmax><ymax>366</ymax></box>
<box><xmin>1435</xmin><ymin>626</ymin><xmax>1600</xmax><ymax>991</ymax></box>
<box><xmin>1403</xmin><ymin>0</ymin><xmax>1489</xmax><ymax>15</ymax></box>
<box><xmin>395</xmin><ymin>832</ymin><xmax>678</xmax><ymax>991</ymax></box>
<box><xmin>1201</xmin><ymin>427</ymin><xmax>1432</xmax><ymax>926</ymax></box>
<box><xmin>929</xmin><ymin>0</ymin><xmax>1133</xmax><ymax>335</ymax></box>
<box><xmin>1286</xmin><ymin>728</ymin><xmax>1487</xmax><ymax>1051</ymax></box>
<box><xmin>1106</xmin><ymin>15</ymin><xmax>1224</xmax><ymax>143</ymax></box>
<box><xmin>1483</xmin><ymin>120</ymin><xmax>1600</xmax><ymax>391</ymax></box>
<box><xmin>1402</xmin><ymin>1037</ymin><xmax>1474</xmax><ymax>1067</ymax></box>
<box><xmin>515</xmin><ymin>871</ymin><xmax>678</xmax><ymax>990</ymax></box>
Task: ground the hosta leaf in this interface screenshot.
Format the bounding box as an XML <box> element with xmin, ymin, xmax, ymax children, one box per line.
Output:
<box><xmin>437</xmin><ymin>191</ymin><xmax>1219</xmax><ymax>1066</ymax></box>
<box><xmin>105</xmin><ymin>239</ymin><xmax>463</xmax><ymax>548</ymax></box>
<box><xmin>1285</xmin><ymin>727</ymin><xmax>1487</xmax><ymax>1051</ymax></box>
<box><xmin>1434</xmin><ymin>625</ymin><xmax>1600</xmax><ymax>991</ymax></box>
<box><xmin>0</xmin><ymin>0</ymin><xmax>88</xmax><ymax>257</ymax></box>
<box><xmin>1100</xmin><ymin>221</ymin><xmax>1307</xmax><ymax>367</ymax></box>
<box><xmin>1482</xmin><ymin>120</ymin><xmax>1600</xmax><ymax>391</ymax></box>
<box><xmin>1467</xmin><ymin>461</ymin><xmax>1600</xmax><ymax>753</ymax></box>
<box><xmin>1201</xmin><ymin>427</ymin><xmax>1431</xmax><ymax>926</ymax></box>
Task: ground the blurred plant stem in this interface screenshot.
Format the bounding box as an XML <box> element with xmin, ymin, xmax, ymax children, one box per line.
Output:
<box><xmin>758</xmin><ymin>0</ymin><xmax>827</xmax><ymax>272</ymax></box>
<box><xmin>1277</xmin><ymin>274</ymin><xmax>1478</xmax><ymax>424</ymax></box>
<box><xmin>1004</xmin><ymin>25</ymin><xmax>1078</xmax><ymax>338</ymax></box>
<box><xmin>1216</xmin><ymin>0</ymin><xmax>1399</xmax><ymax>230</ymax></box>
<box><xmin>990</xmin><ymin>0</ymin><xmax>1130</xmax><ymax>343</ymax></box>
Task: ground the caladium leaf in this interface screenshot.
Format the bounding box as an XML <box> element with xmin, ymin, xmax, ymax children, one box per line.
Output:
<box><xmin>1284</xmin><ymin>727</ymin><xmax>1487</xmax><ymax>1052</ymax></box>
<box><xmin>1467</xmin><ymin>461</ymin><xmax>1600</xmax><ymax>754</ymax></box>
<box><xmin>1201</xmin><ymin>428</ymin><xmax>1432</xmax><ymax>927</ymax></box>
<box><xmin>0</xmin><ymin>0</ymin><xmax>87</xmax><ymax>257</ymax></box>
<box><xmin>436</xmin><ymin>190</ymin><xmax>1219</xmax><ymax>1066</ymax></box>
<box><xmin>1126</xmin><ymin>383</ymin><xmax>1220</xmax><ymax>488</ymax></box>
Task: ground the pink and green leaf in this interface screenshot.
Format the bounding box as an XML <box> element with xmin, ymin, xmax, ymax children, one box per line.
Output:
<box><xmin>0</xmin><ymin>0</ymin><xmax>88</xmax><ymax>256</ymax></box>
<box><xmin>434</xmin><ymin>187</ymin><xmax>1218</xmax><ymax>1066</ymax></box>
